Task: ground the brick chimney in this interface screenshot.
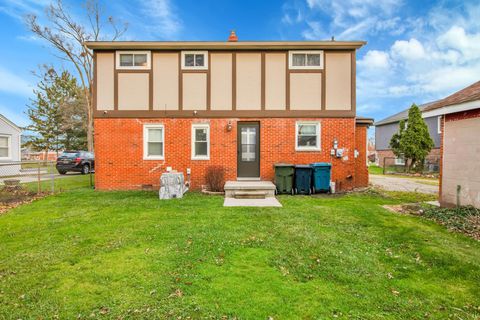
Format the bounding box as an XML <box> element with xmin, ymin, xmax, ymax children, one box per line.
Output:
<box><xmin>228</xmin><ymin>30</ymin><xmax>238</xmax><ymax>42</ymax></box>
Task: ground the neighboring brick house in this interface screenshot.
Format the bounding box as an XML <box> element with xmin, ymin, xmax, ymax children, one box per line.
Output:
<box><xmin>374</xmin><ymin>102</ymin><xmax>442</xmax><ymax>168</ymax></box>
<box><xmin>86</xmin><ymin>33</ymin><xmax>373</xmax><ymax>191</ymax></box>
<box><xmin>421</xmin><ymin>81</ymin><xmax>480</xmax><ymax>208</ymax></box>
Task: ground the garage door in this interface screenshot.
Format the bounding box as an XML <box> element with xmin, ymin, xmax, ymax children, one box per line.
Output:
<box><xmin>442</xmin><ymin>116</ymin><xmax>480</xmax><ymax>207</ymax></box>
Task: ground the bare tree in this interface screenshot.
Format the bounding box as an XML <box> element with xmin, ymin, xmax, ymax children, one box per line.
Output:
<box><xmin>26</xmin><ymin>0</ymin><xmax>127</xmax><ymax>151</ymax></box>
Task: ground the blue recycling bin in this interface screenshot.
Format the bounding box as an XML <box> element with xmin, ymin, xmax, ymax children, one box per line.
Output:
<box><xmin>294</xmin><ymin>165</ymin><xmax>312</xmax><ymax>195</ymax></box>
<box><xmin>311</xmin><ymin>162</ymin><xmax>331</xmax><ymax>193</ymax></box>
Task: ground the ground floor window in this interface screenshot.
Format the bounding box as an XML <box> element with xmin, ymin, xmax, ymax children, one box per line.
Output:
<box><xmin>296</xmin><ymin>121</ymin><xmax>320</xmax><ymax>151</ymax></box>
<box><xmin>395</xmin><ymin>156</ymin><xmax>405</xmax><ymax>165</ymax></box>
<box><xmin>191</xmin><ymin>124</ymin><xmax>210</xmax><ymax>160</ymax></box>
<box><xmin>0</xmin><ymin>135</ymin><xmax>10</xmax><ymax>159</ymax></box>
<box><xmin>143</xmin><ymin>124</ymin><xmax>164</xmax><ymax>160</ymax></box>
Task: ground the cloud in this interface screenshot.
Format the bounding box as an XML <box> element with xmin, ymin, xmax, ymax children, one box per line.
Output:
<box><xmin>391</xmin><ymin>38</ymin><xmax>426</xmax><ymax>60</ymax></box>
<box><xmin>358</xmin><ymin>23</ymin><xmax>480</xmax><ymax>102</ymax></box>
<box><xmin>298</xmin><ymin>0</ymin><xmax>403</xmax><ymax>39</ymax></box>
<box><xmin>0</xmin><ymin>0</ymin><xmax>49</xmax><ymax>21</ymax></box>
<box><xmin>358</xmin><ymin>50</ymin><xmax>390</xmax><ymax>69</ymax></box>
<box><xmin>139</xmin><ymin>0</ymin><xmax>182</xmax><ymax>38</ymax></box>
<box><xmin>0</xmin><ymin>67</ymin><xmax>32</xmax><ymax>97</ymax></box>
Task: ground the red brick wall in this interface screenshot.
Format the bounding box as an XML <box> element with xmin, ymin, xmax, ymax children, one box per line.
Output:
<box><xmin>354</xmin><ymin>125</ymin><xmax>368</xmax><ymax>188</ymax></box>
<box><xmin>94</xmin><ymin>117</ymin><xmax>367</xmax><ymax>191</ymax></box>
<box><xmin>376</xmin><ymin>148</ymin><xmax>440</xmax><ymax>168</ymax></box>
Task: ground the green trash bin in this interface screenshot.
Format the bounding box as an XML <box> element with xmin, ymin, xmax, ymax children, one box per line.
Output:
<box><xmin>294</xmin><ymin>165</ymin><xmax>313</xmax><ymax>195</ymax></box>
<box><xmin>310</xmin><ymin>162</ymin><xmax>331</xmax><ymax>193</ymax></box>
<box><xmin>274</xmin><ymin>163</ymin><xmax>295</xmax><ymax>195</ymax></box>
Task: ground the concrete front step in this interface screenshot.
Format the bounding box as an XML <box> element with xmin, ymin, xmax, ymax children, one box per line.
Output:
<box><xmin>224</xmin><ymin>180</ymin><xmax>276</xmax><ymax>199</ymax></box>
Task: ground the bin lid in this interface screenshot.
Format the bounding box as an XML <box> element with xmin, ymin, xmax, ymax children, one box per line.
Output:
<box><xmin>274</xmin><ymin>163</ymin><xmax>294</xmax><ymax>167</ymax></box>
<box><xmin>295</xmin><ymin>164</ymin><xmax>312</xmax><ymax>169</ymax></box>
<box><xmin>310</xmin><ymin>162</ymin><xmax>332</xmax><ymax>167</ymax></box>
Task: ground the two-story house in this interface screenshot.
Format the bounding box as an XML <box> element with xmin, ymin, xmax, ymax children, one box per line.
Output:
<box><xmin>374</xmin><ymin>102</ymin><xmax>442</xmax><ymax>168</ymax></box>
<box><xmin>86</xmin><ymin>32</ymin><xmax>372</xmax><ymax>191</ymax></box>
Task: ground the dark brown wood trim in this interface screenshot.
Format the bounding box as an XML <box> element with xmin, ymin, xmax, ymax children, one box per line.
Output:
<box><xmin>288</xmin><ymin>69</ymin><xmax>323</xmax><ymax>73</ymax></box>
<box><xmin>261</xmin><ymin>53</ymin><xmax>265</xmax><ymax>110</ymax></box>
<box><xmin>351</xmin><ymin>51</ymin><xmax>356</xmax><ymax>113</ymax></box>
<box><xmin>207</xmin><ymin>52</ymin><xmax>211</xmax><ymax>111</ymax></box>
<box><xmin>94</xmin><ymin>109</ymin><xmax>355</xmax><ymax>119</ymax></box>
<box><xmin>181</xmin><ymin>69</ymin><xmax>209</xmax><ymax>73</ymax></box>
<box><xmin>93</xmin><ymin>51</ymin><xmax>97</xmax><ymax>112</ymax></box>
<box><xmin>322</xmin><ymin>50</ymin><xmax>356</xmax><ymax>112</ymax></box>
<box><xmin>285</xmin><ymin>52</ymin><xmax>290</xmax><ymax>111</ymax></box>
<box><xmin>149</xmin><ymin>53</ymin><xmax>153</xmax><ymax>111</ymax></box>
<box><xmin>114</xmin><ymin>53</ymin><xmax>118</xmax><ymax>111</ymax></box>
<box><xmin>178</xmin><ymin>52</ymin><xmax>182</xmax><ymax>111</ymax></box>
<box><xmin>113</xmin><ymin>69</ymin><xmax>151</xmax><ymax>73</ymax></box>
<box><xmin>322</xmin><ymin>53</ymin><xmax>326</xmax><ymax>111</ymax></box>
<box><xmin>232</xmin><ymin>52</ymin><xmax>236</xmax><ymax>111</ymax></box>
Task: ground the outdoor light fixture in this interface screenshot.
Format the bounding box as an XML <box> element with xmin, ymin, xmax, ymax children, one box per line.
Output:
<box><xmin>193</xmin><ymin>110</ymin><xmax>198</xmax><ymax>115</ymax></box>
<box><xmin>333</xmin><ymin>138</ymin><xmax>338</xmax><ymax>149</ymax></box>
<box><xmin>226</xmin><ymin>121</ymin><xmax>232</xmax><ymax>131</ymax></box>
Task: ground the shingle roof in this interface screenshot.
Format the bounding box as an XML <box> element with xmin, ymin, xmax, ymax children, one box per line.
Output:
<box><xmin>423</xmin><ymin>81</ymin><xmax>480</xmax><ymax>112</ymax></box>
<box><xmin>373</xmin><ymin>101</ymin><xmax>439</xmax><ymax>126</ymax></box>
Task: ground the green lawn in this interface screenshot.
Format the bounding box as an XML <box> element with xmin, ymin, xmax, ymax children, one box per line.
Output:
<box><xmin>368</xmin><ymin>164</ymin><xmax>385</xmax><ymax>175</ymax></box>
<box><xmin>0</xmin><ymin>189</ymin><xmax>479</xmax><ymax>319</ymax></box>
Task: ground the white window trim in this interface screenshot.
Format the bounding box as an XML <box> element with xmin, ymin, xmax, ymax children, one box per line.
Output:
<box><xmin>181</xmin><ymin>51</ymin><xmax>208</xmax><ymax>70</ymax></box>
<box><xmin>0</xmin><ymin>135</ymin><xmax>11</xmax><ymax>160</ymax></box>
<box><xmin>191</xmin><ymin>123</ymin><xmax>210</xmax><ymax>160</ymax></box>
<box><xmin>295</xmin><ymin>121</ymin><xmax>321</xmax><ymax>151</ymax></box>
<box><xmin>437</xmin><ymin>116</ymin><xmax>442</xmax><ymax>134</ymax></box>
<box><xmin>288</xmin><ymin>50</ymin><xmax>324</xmax><ymax>70</ymax></box>
<box><xmin>395</xmin><ymin>156</ymin><xmax>405</xmax><ymax>165</ymax></box>
<box><xmin>143</xmin><ymin>124</ymin><xmax>165</xmax><ymax>160</ymax></box>
<box><xmin>116</xmin><ymin>51</ymin><xmax>151</xmax><ymax>70</ymax></box>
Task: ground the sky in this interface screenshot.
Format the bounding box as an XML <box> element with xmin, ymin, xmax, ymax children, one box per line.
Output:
<box><xmin>0</xmin><ymin>0</ymin><xmax>479</xmax><ymax>134</ymax></box>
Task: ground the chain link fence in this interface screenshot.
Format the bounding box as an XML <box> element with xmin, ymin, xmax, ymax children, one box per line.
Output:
<box><xmin>0</xmin><ymin>161</ymin><xmax>93</xmax><ymax>210</ymax></box>
<box><xmin>382</xmin><ymin>156</ymin><xmax>440</xmax><ymax>175</ymax></box>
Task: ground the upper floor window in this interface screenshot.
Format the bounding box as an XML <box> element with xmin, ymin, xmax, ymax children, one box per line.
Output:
<box><xmin>289</xmin><ymin>50</ymin><xmax>323</xmax><ymax>70</ymax></box>
<box><xmin>0</xmin><ymin>135</ymin><xmax>10</xmax><ymax>159</ymax></box>
<box><xmin>296</xmin><ymin>121</ymin><xmax>321</xmax><ymax>151</ymax></box>
<box><xmin>116</xmin><ymin>51</ymin><xmax>151</xmax><ymax>70</ymax></box>
<box><xmin>181</xmin><ymin>51</ymin><xmax>208</xmax><ymax>70</ymax></box>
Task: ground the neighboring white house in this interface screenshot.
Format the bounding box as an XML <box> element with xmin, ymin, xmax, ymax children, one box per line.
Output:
<box><xmin>0</xmin><ymin>114</ymin><xmax>22</xmax><ymax>176</ymax></box>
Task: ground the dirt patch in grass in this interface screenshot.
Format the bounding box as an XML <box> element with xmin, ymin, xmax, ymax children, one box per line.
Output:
<box><xmin>384</xmin><ymin>203</ymin><xmax>480</xmax><ymax>240</ymax></box>
<box><xmin>0</xmin><ymin>188</ymin><xmax>44</xmax><ymax>214</ymax></box>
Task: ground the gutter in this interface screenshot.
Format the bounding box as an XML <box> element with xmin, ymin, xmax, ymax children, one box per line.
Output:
<box><xmin>85</xmin><ymin>40</ymin><xmax>367</xmax><ymax>50</ymax></box>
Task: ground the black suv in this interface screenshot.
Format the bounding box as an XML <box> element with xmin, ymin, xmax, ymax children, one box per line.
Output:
<box><xmin>56</xmin><ymin>151</ymin><xmax>95</xmax><ymax>175</ymax></box>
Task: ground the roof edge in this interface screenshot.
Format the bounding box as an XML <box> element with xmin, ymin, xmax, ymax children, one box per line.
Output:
<box><xmin>0</xmin><ymin>114</ymin><xmax>21</xmax><ymax>132</ymax></box>
<box><xmin>356</xmin><ymin>117</ymin><xmax>374</xmax><ymax>126</ymax></box>
<box><xmin>85</xmin><ymin>40</ymin><xmax>367</xmax><ymax>50</ymax></box>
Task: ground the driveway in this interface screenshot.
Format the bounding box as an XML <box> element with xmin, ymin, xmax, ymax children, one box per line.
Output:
<box><xmin>0</xmin><ymin>172</ymin><xmax>84</xmax><ymax>184</ymax></box>
<box><xmin>370</xmin><ymin>174</ymin><xmax>439</xmax><ymax>194</ymax></box>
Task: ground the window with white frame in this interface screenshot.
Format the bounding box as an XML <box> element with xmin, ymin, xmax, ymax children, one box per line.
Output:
<box><xmin>116</xmin><ymin>51</ymin><xmax>151</xmax><ymax>70</ymax></box>
<box><xmin>191</xmin><ymin>124</ymin><xmax>210</xmax><ymax>160</ymax></box>
<box><xmin>181</xmin><ymin>51</ymin><xmax>208</xmax><ymax>70</ymax></box>
<box><xmin>395</xmin><ymin>156</ymin><xmax>405</xmax><ymax>165</ymax></box>
<box><xmin>289</xmin><ymin>51</ymin><xmax>323</xmax><ymax>69</ymax></box>
<box><xmin>0</xmin><ymin>135</ymin><xmax>10</xmax><ymax>159</ymax></box>
<box><xmin>437</xmin><ymin>116</ymin><xmax>442</xmax><ymax>134</ymax></box>
<box><xmin>296</xmin><ymin>122</ymin><xmax>320</xmax><ymax>151</ymax></box>
<box><xmin>143</xmin><ymin>124</ymin><xmax>164</xmax><ymax>159</ymax></box>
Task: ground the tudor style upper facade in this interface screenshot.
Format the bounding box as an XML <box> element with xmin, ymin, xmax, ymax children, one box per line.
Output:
<box><xmin>88</xmin><ymin>40</ymin><xmax>365</xmax><ymax>118</ymax></box>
